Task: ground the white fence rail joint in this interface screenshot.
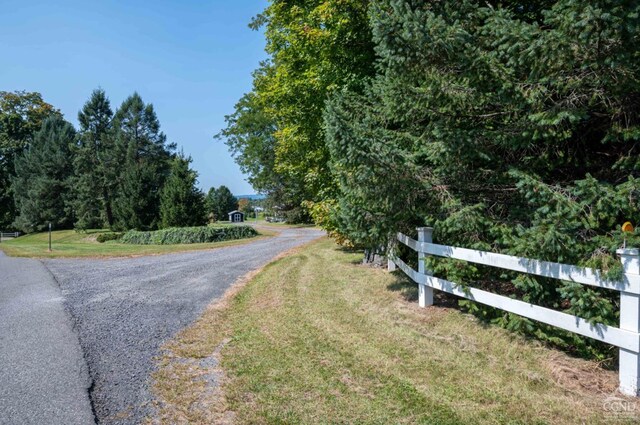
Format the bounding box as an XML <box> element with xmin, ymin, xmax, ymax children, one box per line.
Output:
<box><xmin>389</xmin><ymin>227</ymin><xmax>640</xmax><ymax>397</ymax></box>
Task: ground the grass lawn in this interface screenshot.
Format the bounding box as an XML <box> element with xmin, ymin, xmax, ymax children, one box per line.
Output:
<box><xmin>0</xmin><ymin>228</ymin><xmax>275</xmax><ymax>258</ymax></box>
<box><xmin>152</xmin><ymin>238</ymin><xmax>638</xmax><ymax>424</ymax></box>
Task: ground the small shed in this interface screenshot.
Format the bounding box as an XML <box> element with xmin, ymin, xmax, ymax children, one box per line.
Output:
<box><xmin>228</xmin><ymin>210</ymin><xmax>245</xmax><ymax>223</ymax></box>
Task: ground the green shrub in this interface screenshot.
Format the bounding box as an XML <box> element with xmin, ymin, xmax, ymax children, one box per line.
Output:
<box><xmin>120</xmin><ymin>225</ymin><xmax>258</xmax><ymax>245</ymax></box>
<box><xmin>97</xmin><ymin>232</ymin><xmax>124</xmax><ymax>243</ymax></box>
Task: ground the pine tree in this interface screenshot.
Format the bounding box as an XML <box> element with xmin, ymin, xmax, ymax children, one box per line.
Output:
<box><xmin>12</xmin><ymin>116</ymin><xmax>76</xmax><ymax>232</ymax></box>
<box><xmin>217</xmin><ymin>185</ymin><xmax>239</xmax><ymax>221</ymax></box>
<box><xmin>323</xmin><ymin>0</ymin><xmax>640</xmax><ymax>359</ymax></box>
<box><xmin>111</xmin><ymin>93</ymin><xmax>175</xmax><ymax>230</ymax></box>
<box><xmin>204</xmin><ymin>187</ymin><xmax>217</xmax><ymax>223</ymax></box>
<box><xmin>73</xmin><ymin>89</ymin><xmax>114</xmax><ymax>230</ymax></box>
<box><xmin>159</xmin><ymin>154</ymin><xmax>206</xmax><ymax>228</ymax></box>
<box><xmin>205</xmin><ymin>185</ymin><xmax>238</xmax><ymax>222</ymax></box>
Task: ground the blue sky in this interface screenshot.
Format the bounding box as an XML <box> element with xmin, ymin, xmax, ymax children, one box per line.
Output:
<box><xmin>0</xmin><ymin>0</ymin><xmax>269</xmax><ymax>195</ymax></box>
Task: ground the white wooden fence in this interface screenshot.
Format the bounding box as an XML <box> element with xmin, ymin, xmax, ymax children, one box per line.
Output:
<box><xmin>388</xmin><ymin>227</ymin><xmax>640</xmax><ymax>397</ymax></box>
<box><xmin>0</xmin><ymin>232</ymin><xmax>19</xmax><ymax>243</ymax></box>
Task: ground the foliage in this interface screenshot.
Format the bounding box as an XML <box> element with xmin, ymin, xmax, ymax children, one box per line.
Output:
<box><xmin>73</xmin><ymin>89</ymin><xmax>115</xmax><ymax>230</ymax></box>
<box><xmin>159</xmin><ymin>154</ymin><xmax>206</xmax><ymax>228</ymax></box>
<box><xmin>111</xmin><ymin>93</ymin><xmax>175</xmax><ymax>230</ymax></box>
<box><xmin>2</xmin><ymin>88</ymin><xmax>212</xmax><ymax>236</ymax></box>
<box><xmin>218</xmin><ymin>93</ymin><xmax>282</xmax><ymax>197</ymax></box>
<box><xmin>0</xmin><ymin>91</ymin><xmax>61</xmax><ymax>229</ymax></box>
<box><xmin>321</xmin><ymin>0</ymin><xmax>640</xmax><ymax>359</ymax></box>
<box><xmin>220</xmin><ymin>0</ymin><xmax>376</xmax><ymax>219</ymax></box>
<box><xmin>96</xmin><ymin>232</ymin><xmax>124</xmax><ymax>243</ymax></box>
<box><xmin>304</xmin><ymin>199</ymin><xmax>352</xmax><ymax>247</ymax></box>
<box><xmin>282</xmin><ymin>206</ymin><xmax>311</xmax><ymax>224</ymax></box>
<box><xmin>0</xmin><ymin>91</ymin><xmax>62</xmax><ymax>152</ymax></box>
<box><xmin>120</xmin><ymin>225</ymin><xmax>257</xmax><ymax>245</ymax></box>
<box><xmin>237</xmin><ymin>197</ymin><xmax>251</xmax><ymax>214</ymax></box>
<box><xmin>12</xmin><ymin>116</ymin><xmax>76</xmax><ymax>232</ymax></box>
<box><xmin>204</xmin><ymin>185</ymin><xmax>238</xmax><ymax>221</ymax></box>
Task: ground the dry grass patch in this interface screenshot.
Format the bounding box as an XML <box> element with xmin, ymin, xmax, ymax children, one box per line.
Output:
<box><xmin>151</xmin><ymin>238</ymin><xmax>639</xmax><ymax>424</ymax></box>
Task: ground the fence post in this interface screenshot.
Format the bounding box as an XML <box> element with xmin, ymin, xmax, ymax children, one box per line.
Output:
<box><xmin>387</xmin><ymin>254</ymin><xmax>397</xmax><ymax>272</ymax></box>
<box><xmin>417</xmin><ymin>227</ymin><xmax>434</xmax><ymax>307</ymax></box>
<box><xmin>387</xmin><ymin>238</ymin><xmax>396</xmax><ymax>271</ymax></box>
<box><xmin>617</xmin><ymin>248</ymin><xmax>640</xmax><ymax>396</ymax></box>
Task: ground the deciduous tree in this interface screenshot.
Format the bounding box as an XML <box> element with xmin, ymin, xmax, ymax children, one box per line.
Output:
<box><xmin>220</xmin><ymin>0</ymin><xmax>376</xmax><ymax>222</ymax></box>
<box><xmin>0</xmin><ymin>91</ymin><xmax>60</xmax><ymax>228</ymax></box>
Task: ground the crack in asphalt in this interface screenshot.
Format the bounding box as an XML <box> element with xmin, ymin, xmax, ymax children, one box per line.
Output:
<box><xmin>0</xmin><ymin>253</ymin><xmax>95</xmax><ymax>425</ymax></box>
<box><xmin>40</xmin><ymin>262</ymin><xmax>99</xmax><ymax>424</ymax></box>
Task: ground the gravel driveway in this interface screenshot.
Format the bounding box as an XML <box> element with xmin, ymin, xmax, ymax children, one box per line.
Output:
<box><xmin>44</xmin><ymin>227</ymin><xmax>323</xmax><ymax>425</ymax></box>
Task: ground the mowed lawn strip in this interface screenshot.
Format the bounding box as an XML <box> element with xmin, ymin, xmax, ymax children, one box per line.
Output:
<box><xmin>0</xmin><ymin>228</ymin><xmax>275</xmax><ymax>258</ymax></box>
<box><xmin>152</xmin><ymin>238</ymin><xmax>638</xmax><ymax>425</ymax></box>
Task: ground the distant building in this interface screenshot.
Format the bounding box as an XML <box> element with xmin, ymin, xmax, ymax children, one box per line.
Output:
<box><xmin>228</xmin><ymin>210</ymin><xmax>244</xmax><ymax>223</ymax></box>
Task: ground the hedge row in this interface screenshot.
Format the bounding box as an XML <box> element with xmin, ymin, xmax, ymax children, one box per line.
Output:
<box><xmin>119</xmin><ymin>225</ymin><xmax>258</xmax><ymax>245</ymax></box>
<box><xmin>97</xmin><ymin>232</ymin><xmax>124</xmax><ymax>243</ymax></box>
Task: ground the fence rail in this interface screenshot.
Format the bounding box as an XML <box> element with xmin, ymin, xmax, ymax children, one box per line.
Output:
<box><xmin>389</xmin><ymin>227</ymin><xmax>640</xmax><ymax>397</ymax></box>
<box><xmin>0</xmin><ymin>232</ymin><xmax>19</xmax><ymax>242</ymax></box>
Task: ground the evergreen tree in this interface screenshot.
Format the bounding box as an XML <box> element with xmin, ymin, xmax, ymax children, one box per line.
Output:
<box><xmin>159</xmin><ymin>154</ymin><xmax>206</xmax><ymax>228</ymax></box>
<box><xmin>204</xmin><ymin>187</ymin><xmax>217</xmax><ymax>223</ymax></box>
<box><xmin>73</xmin><ymin>88</ymin><xmax>114</xmax><ymax>230</ymax></box>
<box><xmin>323</xmin><ymin>0</ymin><xmax>640</xmax><ymax>359</ymax></box>
<box><xmin>114</xmin><ymin>159</ymin><xmax>158</xmax><ymax>230</ymax></box>
<box><xmin>12</xmin><ymin>116</ymin><xmax>76</xmax><ymax>232</ymax></box>
<box><xmin>111</xmin><ymin>93</ymin><xmax>175</xmax><ymax>230</ymax></box>
<box><xmin>205</xmin><ymin>185</ymin><xmax>238</xmax><ymax>221</ymax></box>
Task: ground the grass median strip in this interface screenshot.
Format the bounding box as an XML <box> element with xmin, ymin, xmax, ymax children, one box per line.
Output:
<box><xmin>152</xmin><ymin>238</ymin><xmax>638</xmax><ymax>424</ymax></box>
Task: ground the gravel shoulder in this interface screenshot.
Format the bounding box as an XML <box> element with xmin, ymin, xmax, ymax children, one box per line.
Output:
<box><xmin>0</xmin><ymin>251</ymin><xmax>95</xmax><ymax>425</ymax></box>
<box><xmin>43</xmin><ymin>227</ymin><xmax>323</xmax><ymax>425</ymax></box>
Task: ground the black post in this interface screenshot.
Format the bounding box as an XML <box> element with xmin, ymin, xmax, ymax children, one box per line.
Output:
<box><xmin>48</xmin><ymin>222</ymin><xmax>52</xmax><ymax>252</ymax></box>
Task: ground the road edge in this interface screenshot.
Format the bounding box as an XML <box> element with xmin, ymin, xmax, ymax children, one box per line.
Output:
<box><xmin>148</xmin><ymin>235</ymin><xmax>326</xmax><ymax>423</ymax></box>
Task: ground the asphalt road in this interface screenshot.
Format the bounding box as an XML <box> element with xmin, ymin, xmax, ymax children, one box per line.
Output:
<box><xmin>0</xmin><ymin>251</ymin><xmax>95</xmax><ymax>425</ymax></box>
<box><xmin>43</xmin><ymin>227</ymin><xmax>323</xmax><ymax>425</ymax></box>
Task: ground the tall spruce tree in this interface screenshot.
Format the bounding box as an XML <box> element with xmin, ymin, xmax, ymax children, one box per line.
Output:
<box><xmin>12</xmin><ymin>116</ymin><xmax>76</xmax><ymax>232</ymax></box>
<box><xmin>111</xmin><ymin>93</ymin><xmax>175</xmax><ymax>230</ymax></box>
<box><xmin>73</xmin><ymin>89</ymin><xmax>114</xmax><ymax>230</ymax></box>
<box><xmin>204</xmin><ymin>187</ymin><xmax>217</xmax><ymax>223</ymax></box>
<box><xmin>159</xmin><ymin>154</ymin><xmax>206</xmax><ymax>228</ymax></box>
<box><xmin>323</xmin><ymin>0</ymin><xmax>640</xmax><ymax>359</ymax></box>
